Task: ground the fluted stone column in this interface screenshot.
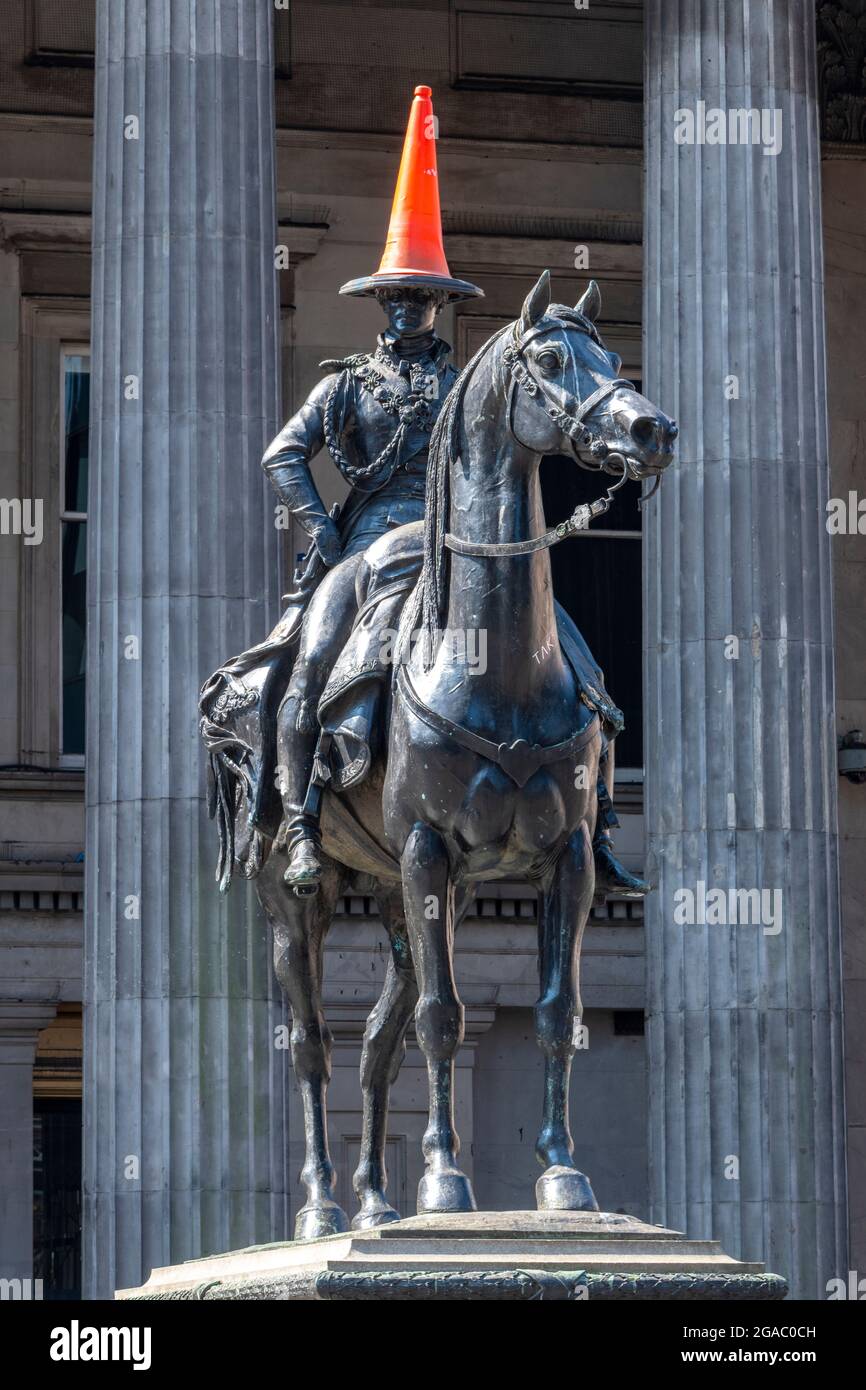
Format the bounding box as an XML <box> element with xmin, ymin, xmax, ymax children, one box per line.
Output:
<box><xmin>84</xmin><ymin>1</ymin><xmax>286</xmax><ymax>1297</ymax></box>
<box><xmin>643</xmin><ymin>1</ymin><xmax>847</xmax><ymax>1299</ymax></box>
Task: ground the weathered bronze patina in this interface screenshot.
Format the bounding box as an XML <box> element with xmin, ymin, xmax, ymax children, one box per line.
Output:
<box><xmin>200</xmin><ymin>265</ymin><xmax>676</xmax><ymax>1235</ymax></box>
<box><xmin>200</xmin><ymin>86</ymin><xmax>678</xmax><ymax>1238</ymax></box>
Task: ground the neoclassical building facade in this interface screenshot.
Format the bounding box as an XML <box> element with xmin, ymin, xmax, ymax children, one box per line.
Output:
<box><xmin>0</xmin><ymin>0</ymin><xmax>863</xmax><ymax>1301</ymax></box>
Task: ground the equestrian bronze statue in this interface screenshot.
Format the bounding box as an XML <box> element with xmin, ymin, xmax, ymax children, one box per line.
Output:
<box><xmin>200</xmin><ymin>87</ymin><xmax>677</xmax><ymax>1238</ymax></box>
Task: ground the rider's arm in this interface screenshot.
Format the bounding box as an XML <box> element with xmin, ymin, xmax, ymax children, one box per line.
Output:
<box><xmin>262</xmin><ymin>374</ymin><xmax>344</xmax><ymax>565</ymax></box>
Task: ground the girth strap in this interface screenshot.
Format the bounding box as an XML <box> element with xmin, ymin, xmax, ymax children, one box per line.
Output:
<box><xmin>396</xmin><ymin>664</ymin><xmax>598</xmax><ymax>788</ymax></box>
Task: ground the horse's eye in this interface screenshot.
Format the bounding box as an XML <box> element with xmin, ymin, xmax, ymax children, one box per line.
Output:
<box><xmin>536</xmin><ymin>351</ymin><xmax>560</xmax><ymax>373</ymax></box>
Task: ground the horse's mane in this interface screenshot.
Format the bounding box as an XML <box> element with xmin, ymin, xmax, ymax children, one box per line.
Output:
<box><xmin>413</xmin><ymin>322</ymin><xmax>513</xmax><ymax>665</ymax></box>
<box><xmin>410</xmin><ymin>303</ymin><xmax>599</xmax><ymax>668</ymax></box>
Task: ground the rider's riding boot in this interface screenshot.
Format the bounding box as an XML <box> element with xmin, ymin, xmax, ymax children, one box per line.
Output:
<box><xmin>285</xmin><ymin>833</ymin><xmax>322</xmax><ymax>889</ymax></box>
<box><xmin>593</xmin><ymin>823</ymin><xmax>649</xmax><ymax>899</ymax></box>
<box><xmin>277</xmin><ymin>690</ymin><xmax>325</xmax><ymax>891</ymax></box>
<box><xmin>593</xmin><ymin>739</ymin><xmax>649</xmax><ymax>899</ymax></box>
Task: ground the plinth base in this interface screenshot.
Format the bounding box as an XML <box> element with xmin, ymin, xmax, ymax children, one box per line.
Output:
<box><xmin>116</xmin><ymin>1210</ymin><xmax>787</xmax><ymax>1301</ymax></box>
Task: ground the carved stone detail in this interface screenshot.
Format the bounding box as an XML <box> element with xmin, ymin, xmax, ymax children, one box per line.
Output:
<box><xmin>818</xmin><ymin>1</ymin><xmax>866</xmax><ymax>142</ymax></box>
<box><xmin>122</xmin><ymin>1268</ymin><xmax>788</xmax><ymax>1302</ymax></box>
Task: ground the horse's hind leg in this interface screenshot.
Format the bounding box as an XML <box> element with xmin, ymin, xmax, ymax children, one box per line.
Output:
<box><xmin>534</xmin><ymin>821</ymin><xmax>599</xmax><ymax>1212</ymax></box>
<box><xmin>259</xmin><ymin>861</ymin><xmax>351</xmax><ymax>1240</ymax></box>
<box><xmin>352</xmin><ymin>888</ymin><xmax>417</xmax><ymax>1229</ymax></box>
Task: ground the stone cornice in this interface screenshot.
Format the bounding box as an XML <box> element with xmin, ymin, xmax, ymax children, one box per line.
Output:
<box><xmin>0</xmin><ymin>112</ymin><xmax>92</xmax><ymax>134</ymax></box>
<box><xmin>0</xmin><ymin>768</ymin><xmax>85</xmax><ymax>797</ymax></box>
<box><xmin>822</xmin><ymin>139</ymin><xmax>866</xmax><ymax>158</ymax></box>
<box><xmin>443</xmin><ymin>209</ymin><xmax>642</xmax><ymax>244</ymax></box>
<box><xmin>0</xmin><ymin>1002</ymin><xmax>59</xmax><ymax>1037</ymax></box>
<box><xmin>275</xmin><ymin>126</ymin><xmax>643</xmax><ymax>165</ymax></box>
<box><xmin>0</xmin><ymin>210</ymin><xmax>91</xmax><ymax>252</ymax></box>
<box><xmin>276</xmin><ymin>220</ymin><xmax>330</xmax><ymax>264</ymax></box>
<box><xmin>445</xmin><ymin>233</ymin><xmax>642</xmax><ymax>277</ymax></box>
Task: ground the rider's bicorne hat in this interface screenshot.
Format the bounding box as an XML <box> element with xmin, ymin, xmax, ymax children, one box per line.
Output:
<box><xmin>340</xmin><ymin>86</ymin><xmax>483</xmax><ymax>304</ymax></box>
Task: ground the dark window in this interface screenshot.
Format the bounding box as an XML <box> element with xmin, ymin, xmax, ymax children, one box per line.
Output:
<box><xmin>613</xmin><ymin>1010</ymin><xmax>645</xmax><ymax>1037</ymax></box>
<box><xmin>541</xmin><ymin>456</ymin><xmax>643</xmax><ymax>767</ymax></box>
<box><xmin>60</xmin><ymin>352</ymin><xmax>89</xmax><ymax>758</ymax></box>
<box><xmin>33</xmin><ymin>1097</ymin><xmax>82</xmax><ymax>1300</ymax></box>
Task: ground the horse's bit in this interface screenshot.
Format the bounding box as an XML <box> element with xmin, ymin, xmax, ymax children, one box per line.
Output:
<box><xmin>445</xmin><ymin>316</ymin><xmax>656</xmax><ymax>561</ymax></box>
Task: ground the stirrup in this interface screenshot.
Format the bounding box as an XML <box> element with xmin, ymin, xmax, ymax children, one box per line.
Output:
<box><xmin>284</xmin><ymin>836</ymin><xmax>322</xmax><ymax>896</ymax></box>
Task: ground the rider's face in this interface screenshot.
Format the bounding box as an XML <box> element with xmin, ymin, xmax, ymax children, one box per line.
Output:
<box><xmin>379</xmin><ymin>290</ymin><xmax>440</xmax><ymax>338</ymax></box>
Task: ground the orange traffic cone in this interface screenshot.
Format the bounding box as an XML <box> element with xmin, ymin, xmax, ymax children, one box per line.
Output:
<box><xmin>341</xmin><ymin>86</ymin><xmax>482</xmax><ymax>302</ymax></box>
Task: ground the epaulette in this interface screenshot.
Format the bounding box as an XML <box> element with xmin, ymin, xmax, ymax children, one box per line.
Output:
<box><xmin>318</xmin><ymin>353</ymin><xmax>370</xmax><ymax>372</ymax></box>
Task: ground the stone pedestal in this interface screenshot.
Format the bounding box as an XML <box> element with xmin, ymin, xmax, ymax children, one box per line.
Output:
<box><xmin>116</xmin><ymin>1210</ymin><xmax>786</xmax><ymax>1301</ymax></box>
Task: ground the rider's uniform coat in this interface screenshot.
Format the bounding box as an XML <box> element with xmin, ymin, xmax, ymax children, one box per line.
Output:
<box><xmin>263</xmin><ymin>330</ymin><xmax>457</xmax><ymax>567</ymax></box>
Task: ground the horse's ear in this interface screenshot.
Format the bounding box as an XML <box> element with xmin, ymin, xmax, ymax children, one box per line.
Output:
<box><xmin>518</xmin><ymin>270</ymin><xmax>550</xmax><ymax>334</ymax></box>
<box><xmin>575</xmin><ymin>279</ymin><xmax>601</xmax><ymax>323</ymax></box>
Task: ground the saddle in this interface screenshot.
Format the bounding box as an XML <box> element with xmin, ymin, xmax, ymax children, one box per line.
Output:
<box><xmin>317</xmin><ymin>521</ymin><xmax>623</xmax><ymax>793</ymax></box>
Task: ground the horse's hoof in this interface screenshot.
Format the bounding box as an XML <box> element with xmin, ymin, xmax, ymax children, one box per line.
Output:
<box><xmin>536</xmin><ymin>1165</ymin><xmax>599</xmax><ymax>1212</ymax></box>
<box><xmin>294</xmin><ymin>1200</ymin><xmax>350</xmax><ymax>1242</ymax></box>
<box><xmin>417</xmin><ymin>1170</ymin><xmax>477</xmax><ymax>1214</ymax></box>
<box><xmin>351</xmin><ymin>1203</ymin><xmax>402</xmax><ymax>1231</ymax></box>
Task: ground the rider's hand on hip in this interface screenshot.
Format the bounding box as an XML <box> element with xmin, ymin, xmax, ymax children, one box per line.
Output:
<box><xmin>311</xmin><ymin>519</ymin><xmax>341</xmax><ymax>567</ymax></box>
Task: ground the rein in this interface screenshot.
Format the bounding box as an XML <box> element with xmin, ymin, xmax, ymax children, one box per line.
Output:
<box><xmin>404</xmin><ymin>306</ymin><xmax>660</xmax><ymax>776</ymax></box>
<box><xmin>445</xmin><ymin>466</ymin><xmax>630</xmax><ymax>558</ymax></box>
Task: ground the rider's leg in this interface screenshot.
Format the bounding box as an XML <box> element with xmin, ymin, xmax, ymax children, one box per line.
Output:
<box><xmin>276</xmin><ymin>559</ymin><xmax>361</xmax><ymax>887</ymax></box>
<box><xmin>276</xmin><ymin>675</ymin><xmax>323</xmax><ymax>885</ymax></box>
<box><xmin>593</xmin><ymin>735</ymin><xmax>649</xmax><ymax>899</ymax></box>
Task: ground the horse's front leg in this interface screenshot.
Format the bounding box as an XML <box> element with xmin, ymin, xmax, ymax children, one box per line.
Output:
<box><xmin>261</xmin><ymin>864</ymin><xmax>351</xmax><ymax>1240</ymax></box>
<box><xmin>534</xmin><ymin>821</ymin><xmax>599</xmax><ymax>1212</ymax></box>
<box><xmin>401</xmin><ymin>823</ymin><xmax>476</xmax><ymax>1214</ymax></box>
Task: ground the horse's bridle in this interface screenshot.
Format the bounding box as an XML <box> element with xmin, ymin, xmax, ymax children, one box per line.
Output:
<box><xmin>444</xmin><ymin>316</ymin><xmax>652</xmax><ymax>560</ymax></box>
<box><xmin>503</xmin><ymin>319</ymin><xmax>635</xmax><ymax>464</ymax></box>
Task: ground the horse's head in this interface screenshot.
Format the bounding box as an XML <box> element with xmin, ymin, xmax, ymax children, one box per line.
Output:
<box><xmin>506</xmin><ymin>270</ymin><xmax>677</xmax><ymax>480</ymax></box>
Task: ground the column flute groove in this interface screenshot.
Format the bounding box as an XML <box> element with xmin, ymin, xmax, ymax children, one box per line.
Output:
<box><xmin>84</xmin><ymin>0</ymin><xmax>286</xmax><ymax>1298</ymax></box>
<box><xmin>643</xmin><ymin>0</ymin><xmax>847</xmax><ymax>1298</ymax></box>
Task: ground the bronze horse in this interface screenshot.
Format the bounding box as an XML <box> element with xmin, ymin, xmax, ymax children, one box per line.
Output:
<box><xmin>202</xmin><ymin>272</ymin><xmax>676</xmax><ymax>1237</ymax></box>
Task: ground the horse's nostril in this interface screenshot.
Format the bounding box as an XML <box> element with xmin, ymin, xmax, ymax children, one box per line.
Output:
<box><xmin>668</xmin><ymin>420</ymin><xmax>679</xmax><ymax>441</ymax></box>
<box><xmin>630</xmin><ymin>416</ymin><xmax>659</xmax><ymax>451</ymax></box>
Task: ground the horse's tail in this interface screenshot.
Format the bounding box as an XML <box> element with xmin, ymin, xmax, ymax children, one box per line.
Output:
<box><xmin>200</xmin><ymin>673</ymin><xmax>256</xmax><ymax>892</ymax></box>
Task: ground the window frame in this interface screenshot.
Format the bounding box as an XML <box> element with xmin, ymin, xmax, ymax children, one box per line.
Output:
<box><xmin>19</xmin><ymin>299</ymin><xmax>90</xmax><ymax>772</ymax></box>
<box><xmin>24</xmin><ymin>0</ymin><xmax>96</xmax><ymax>69</ymax></box>
<box><xmin>449</xmin><ymin>0</ymin><xmax>643</xmax><ymax>100</ymax></box>
<box><xmin>57</xmin><ymin>343</ymin><xmax>90</xmax><ymax>767</ymax></box>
